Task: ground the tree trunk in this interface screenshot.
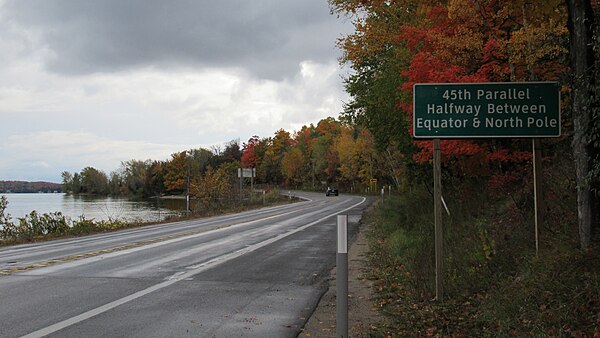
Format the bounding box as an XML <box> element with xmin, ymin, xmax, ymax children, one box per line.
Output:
<box><xmin>566</xmin><ymin>0</ymin><xmax>597</xmax><ymax>250</ymax></box>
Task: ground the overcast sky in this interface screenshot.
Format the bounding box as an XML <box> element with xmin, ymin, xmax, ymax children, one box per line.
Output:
<box><xmin>0</xmin><ymin>0</ymin><xmax>352</xmax><ymax>182</ymax></box>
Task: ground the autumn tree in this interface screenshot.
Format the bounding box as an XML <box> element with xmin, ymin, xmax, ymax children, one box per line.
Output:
<box><xmin>61</xmin><ymin>171</ymin><xmax>74</xmax><ymax>193</ymax></box>
<box><xmin>566</xmin><ymin>0</ymin><xmax>599</xmax><ymax>249</ymax></box>
<box><xmin>293</xmin><ymin>125</ymin><xmax>317</xmax><ymax>186</ymax></box>
<box><xmin>281</xmin><ymin>148</ymin><xmax>305</xmax><ymax>187</ymax></box>
<box><xmin>331</xmin><ymin>0</ymin><xmax>572</xmax><ymax>193</ymax></box>
<box><xmin>220</xmin><ymin>139</ymin><xmax>242</xmax><ymax>163</ymax></box>
<box><xmin>145</xmin><ymin>160</ymin><xmax>167</xmax><ymax>197</ymax></box>
<box><xmin>164</xmin><ymin>151</ymin><xmax>191</xmax><ymax>194</ymax></box>
<box><xmin>62</xmin><ymin>167</ymin><xmax>108</xmax><ymax>195</ymax></box>
<box><xmin>336</xmin><ymin>126</ymin><xmax>361</xmax><ymax>187</ymax></box>
<box><xmin>329</xmin><ymin>0</ymin><xmax>600</xmax><ymax>253</ymax></box>
<box><xmin>80</xmin><ymin>167</ymin><xmax>109</xmax><ymax>195</ymax></box>
<box><xmin>241</xmin><ymin>136</ymin><xmax>260</xmax><ymax>169</ymax></box>
<box><xmin>118</xmin><ymin>160</ymin><xmax>149</xmax><ymax>197</ymax></box>
<box><xmin>252</xmin><ymin>137</ymin><xmax>271</xmax><ymax>183</ymax></box>
<box><xmin>310</xmin><ymin>118</ymin><xmax>341</xmax><ymax>184</ymax></box>
<box><xmin>294</xmin><ymin>124</ymin><xmax>316</xmax><ymax>157</ymax></box>
<box><xmin>108</xmin><ymin>171</ymin><xmax>123</xmax><ymax>196</ymax></box>
<box><xmin>258</xmin><ymin>129</ymin><xmax>292</xmax><ymax>185</ymax></box>
<box><xmin>330</xmin><ymin>0</ymin><xmax>418</xmax><ymax>165</ymax></box>
<box><xmin>191</xmin><ymin>162</ymin><xmax>237</xmax><ymax>209</ymax></box>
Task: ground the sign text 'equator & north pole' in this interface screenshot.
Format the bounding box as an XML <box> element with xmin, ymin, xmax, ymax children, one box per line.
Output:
<box><xmin>413</xmin><ymin>82</ymin><xmax>561</xmax><ymax>138</ymax></box>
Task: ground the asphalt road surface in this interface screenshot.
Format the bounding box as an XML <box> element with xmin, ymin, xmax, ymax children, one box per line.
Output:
<box><xmin>0</xmin><ymin>191</ymin><xmax>369</xmax><ymax>337</ymax></box>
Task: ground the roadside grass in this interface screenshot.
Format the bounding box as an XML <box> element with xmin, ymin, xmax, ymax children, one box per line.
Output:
<box><xmin>0</xmin><ymin>190</ymin><xmax>296</xmax><ymax>245</ymax></box>
<box><xmin>365</xmin><ymin>186</ymin><xmax>600</xmax><ymax>337</ymax></box>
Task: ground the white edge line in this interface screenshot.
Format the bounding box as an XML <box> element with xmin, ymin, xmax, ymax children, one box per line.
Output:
<box><xmin>21</xmin><ymin>196</ymin><xmax>366</xmax><ymax>338</ymax></box>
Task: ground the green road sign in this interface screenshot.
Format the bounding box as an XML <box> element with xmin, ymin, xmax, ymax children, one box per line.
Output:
<box><xmin>413</xmin><ymin>82</ymin><xmax>561</xmax><ymax>138</ymax></box>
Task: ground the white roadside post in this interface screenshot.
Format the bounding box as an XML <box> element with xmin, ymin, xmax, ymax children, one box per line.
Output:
<box><xmin>336</xmin><ymin>214</ymin><xmax>348</xmax><ymax>338</ymax></box>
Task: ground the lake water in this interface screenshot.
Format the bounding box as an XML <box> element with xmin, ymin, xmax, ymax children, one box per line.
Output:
<box><xmin>0</xmin><ymin>193</ymin><xmax>187</xmax><ymax>223</ymax></box>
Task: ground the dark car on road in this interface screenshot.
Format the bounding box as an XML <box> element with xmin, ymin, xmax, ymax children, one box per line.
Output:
<box><xmin>326</xmin><ymin>187</ymin><xmax>339</xmax><ymax>196</ymax></box>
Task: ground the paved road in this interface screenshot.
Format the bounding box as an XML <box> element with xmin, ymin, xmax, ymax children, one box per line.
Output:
<box><xmin>0</xmin><ymin>192</ymin><xmax>369</xmax><ymax>337</ymax></box>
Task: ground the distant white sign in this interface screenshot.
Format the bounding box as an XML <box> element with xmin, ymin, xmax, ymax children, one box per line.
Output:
<box><xmin>237</xmin><ymin>168</ymin><xmax>256</xmax><ymax>178</ymax></box>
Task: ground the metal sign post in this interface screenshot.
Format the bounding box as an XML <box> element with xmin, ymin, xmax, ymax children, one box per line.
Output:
<box><xmin>238</xmin><ymin>168</ymin><xmax>256</xmax><ymax>201</ymax></box>
<box><xmin>433</xmin><ymin>139</ymin><xmax>443</xmax><ymax>300</ymax></box>
<box><xmin>532</xmin><ymin>139</ymin><xmax>543</xmax><ymax>256</ymax></box>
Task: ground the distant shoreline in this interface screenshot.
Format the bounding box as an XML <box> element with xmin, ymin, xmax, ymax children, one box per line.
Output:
<box><xmin>0</xmin><ymin>180</ymin><xmax>63</xmax><ymax>194</ymax></box>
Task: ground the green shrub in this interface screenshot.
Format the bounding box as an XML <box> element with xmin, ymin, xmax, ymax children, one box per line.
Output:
<box><xmin>71</xmin><ymin>216</ymin><xmax>98</xmax><ymax>235</ymax></box>
<box><xmin>0</xmin><ymin>196</ymin><xmax>16</xmax><ymax>240</ymax></box>
<box><xmin>366</xmin><ymin>182</ymin><xmax>599</xmax><ymax>336</ymax></box>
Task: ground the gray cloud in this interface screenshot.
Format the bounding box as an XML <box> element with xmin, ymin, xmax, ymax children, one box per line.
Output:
<box><xmin>0</xmin><ymin>0</ymin><xmax>352</xmax><ymax>182</ymax></box>
<box><xmin>2</xmin><ymin>0</ymin><xmax>347</xmax><ymax>80</ymax></box>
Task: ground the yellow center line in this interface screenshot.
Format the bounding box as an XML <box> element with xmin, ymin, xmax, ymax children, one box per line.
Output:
<box><xmin>0</xmin><ymin>202</ymin><xmax>321</xmax><ymax>277</ymax></box>
<box><xmin>0</xmin><ymin>223</ymin><xmax>233</xmax><ymax>276</ymax></box>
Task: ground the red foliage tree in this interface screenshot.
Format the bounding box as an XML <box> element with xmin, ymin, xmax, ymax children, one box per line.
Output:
<box><xmin>241</xmin><ymin>135</ymin><xmax>260</xmax><ymax>168</ymax></box>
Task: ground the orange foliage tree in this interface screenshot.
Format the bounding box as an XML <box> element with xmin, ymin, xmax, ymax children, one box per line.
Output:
<box><xmin>163</xmin><ymin>151</ymin><xmax>191</xmax><ymax>194</ymax></box>
<box><xmin>331</xmin><ymin>0</ymin><xmax>570</xmax><ymax>183</ymax></box>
